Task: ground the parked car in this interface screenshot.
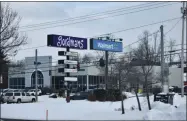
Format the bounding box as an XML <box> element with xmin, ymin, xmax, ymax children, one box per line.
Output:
<box><xmin>1</xmin><ymin>89</ymin><xmax>13</xmax><ymax>96</ymax></box>
<box><xmin>3</xmin><ymin>92</ymin><xmax>36</xmax><ymax>103</ymax></box>
<box><xmin>70</xmin><ymin>91</ymin><xmax>89</xmax><ymax>100</ymax></box>
<box><xmin>27</xmin><ymin>89</ymin><xmax>42</xmax><ymax>96</ymax></box>
<box><xmin>49</xmin><ymin>93</ymin><xmax>57</xmax><ymax>98</ymax></box>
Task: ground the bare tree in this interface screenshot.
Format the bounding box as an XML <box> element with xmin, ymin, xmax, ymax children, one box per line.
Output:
<box><xmin>0</xmin><ymin>3</ymin><xmax>27</xmax><ymax>75</ymax></box>
<box><xmin>72</xmin><ymin>53</ymin><xmax>82</xmax><ymax>62</ymax></box>
<box><xmin>167</xmin><ymin>39</ymin><xmax>176</xmax><ymax>65</ymax></box>
<box><xmin>81</xmin><ymin>53</ymin><xmax>94</xmax><ymax>64</ymax></box>
<box><xmin>133</xmin><ymin>31</ymin><xmax>159</xmax><ymax>110</ymax></box>
<box><xmin>112</xmin><ymin>55</ymin><xmax>142</xmax><ymax>114</ymax></box>
<box><xmin>112</xmin><ymin>56</ymin><xmax>129</xmax><ymax>114</ymax></box>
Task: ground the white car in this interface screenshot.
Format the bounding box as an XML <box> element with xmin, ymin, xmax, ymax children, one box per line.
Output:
<box><xmin>3</xmin><ymin>92</ymin><xmax>36</xmax><ymax>103</ymax></box>
<box><xmin>27</xmin><ymin>89</ymin><xmax>42</xmax><ymax>96</ymax></box>
<box><xmin>1</xmin><ymin>89</ymin><xmax>14</xmax><ymax>96</ymax></box>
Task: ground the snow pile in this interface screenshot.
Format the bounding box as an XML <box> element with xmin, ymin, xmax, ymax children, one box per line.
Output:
<box><xmin>122</xmin><ymin>91</ymin><xmax>135</xmax><ymax>98</ymax></box>
<box><xmin>1</xmin><ymin>95</ymin><xmax>145</xmax><ymax>120</ymax></box>
<box><xmin>143</xmin><ymin>94</ymin><xmax>186</xmax><ymax>120</ymax></box>
<box><xmin>1</xmin><ymin>93</ymin><xmax>185</xmax><ymax>120</ymax></box>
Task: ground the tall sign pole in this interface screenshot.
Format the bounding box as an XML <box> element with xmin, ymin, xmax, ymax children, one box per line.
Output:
<box><xmin>181</xmin><ymin>2</ymin><xmax>185</xmax><ymax>97</ymax></box>
<box><xmin>90</xmin><ymin>36</ymin><xmax>123</xmax><ymax>90</ymax></box>
<box><xmin>66</xmin><ymin>47</ymin><xmax>70</xmax><ymax>97</ymax></box>
<box><xmin>105</xmin><ymin>50</ymin><xmax>108</xmax><ymax>89</ymax></box>
<box><xmin>47</xmin><ymin>34</ymin><xmax>87</xmax><ymax>100</ymax></box>
<box><xmin>35</xmin><ymin>49</ymin><xmax>38</xmax><ymax>101</ymax></box>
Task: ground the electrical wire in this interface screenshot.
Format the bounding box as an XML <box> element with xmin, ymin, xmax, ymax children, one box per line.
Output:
<box><xmin>165</xmin><ymin>17</ymin><xmax>182</xmax><ymax>36</ymax></box>
<box><xmin>17</xmin><ymin>16</ymin><xmax>180</xmax><ymax>52</ymax></box>
<box><xmin>7</xmin><ymin>16</ymin><xmax>183</xmax><ymax>73</ymax></box>
<box><xmin>20</xmin><ymin>2</ymin><xmax>179</xmax><ymax>32</ymax></box>
<box><xmin>19</xmin><ymin>2</ymin><xmax>160</xmax><ymax>28</ymax></box>
<box><xmin>6</xmin><ymin>47</ymin><xmax>185</xmax><ymax>76</ymax></box>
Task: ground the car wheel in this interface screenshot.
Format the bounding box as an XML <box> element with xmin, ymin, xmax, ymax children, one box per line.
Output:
<box><xmin>17</xmin><ymin>99</ymin><xmax>21</xmax><ymax>104</ymax></box>
<box><xmin>32</xmin><ymin>98</ymin><xmax>35</xmax><ymax>102</ymax></box>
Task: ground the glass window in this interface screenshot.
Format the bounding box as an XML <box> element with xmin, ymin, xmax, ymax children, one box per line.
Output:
<box><xmin>9</xmin><ymin>78</ymin><xmax>14</xmax><ymax>85</ymax></box>
<box><xmin>15</xmin><ymin>78</ymin><xmax>18</xmax><ymax>85</ymax></box>
<box><xmin>21</xmin><ymin>85</ymin><xmax>25</xmax><ymax>89</ymax></box>
<box><xmin>22</xmin><ymin>93</ymin><xmax>25</xmax><ymax>96</ymax></box>
<box><xmin>14</xmin><ymin>93</ymin><xmax>20</xmax><ymax>96</ymax></box>
<box><xmin>5</xmin><ymin>93</ymin><xmax>13</xmax><ymax>96</ymax></box>
<box><xmin>89</xmin><ymin>76</ymin><xmax>93</xmax><ymax>85</ymax></box>
<box><xmin>21</xmin><ymin>78</ymin><xmax>25</xmax><ymax>85</ymax></box>
<box><xmin>18</xmin><ymin>78</ymin><xmax>21</xmax><ymax>85</ymax></box>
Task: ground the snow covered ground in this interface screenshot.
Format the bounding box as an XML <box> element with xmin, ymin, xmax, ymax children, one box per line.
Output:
<box><xmin>1</xmin><ymin>93</ymin><xmax>186</xmax><ymax>120</ymax></box>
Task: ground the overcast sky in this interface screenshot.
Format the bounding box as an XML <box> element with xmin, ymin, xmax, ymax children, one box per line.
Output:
<box><xmin>8</xmin><ymin>2</ymin><xmax>183</xmax><ymax>63</ymax></box>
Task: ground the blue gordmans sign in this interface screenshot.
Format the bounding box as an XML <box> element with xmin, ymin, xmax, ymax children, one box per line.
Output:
<box><xmin>90</xmin><ymin>39</ymin><xmax>123</xmax><ymax>52</ymax></box>
<box><xmin>47</xmin><ymin>34</ymin><xmax>87</xmax><ymax>50</ymax></box>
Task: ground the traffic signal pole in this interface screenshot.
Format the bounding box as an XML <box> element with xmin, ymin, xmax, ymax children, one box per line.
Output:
<box><xmin>105</xmin><ymin>51</ymin><xmax>108</xmax><ymax>90</ymax></box>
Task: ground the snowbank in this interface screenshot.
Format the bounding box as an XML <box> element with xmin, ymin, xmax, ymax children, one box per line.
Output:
<box><xmin>122</xmin><ymin>91</ymin><xmax>135</xmax><ymax>98</ymax></box>
<box><xmin>1</xmin><ymin>94</ymin><xmax>186</xmax><ymax>120</ymax></box>
<box><xmin>1</xmin><ymin>95</ymin><xmax>145</xmax><ymax>120</ymax></box>
<box><xmin>143</xmin><ymin>94</ymin><xmax>186</xmax><ymax>120</ymax></box>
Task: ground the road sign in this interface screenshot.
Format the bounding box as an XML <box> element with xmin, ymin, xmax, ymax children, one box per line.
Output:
<box><xmin>64</xmin><ymin>68</ymin><xmax>77</xmax><ymax>73</ymax></box>
<box><xmin>90</xmin><ymin>39</ymin><xmax>123</xmax><ymax>52</ymax></box>
<box><xmin>64</xmin><ymin>77</ymin><xmax>77</xmax><ymax>81</ymax></box>
<box><xmin>58</xmin><ymin>60</ymin><xmax>77</xmax><ymax>65</ymax></box>
<box><xmin>47</xmin><ymin>34</ymin><xmax>87</xmax><ymax>50</ymax></box>
<box><xmin>58</xmin><ymin>51</ymin><xmax>78</xmax><ymax>57</ymax></box>
<box><xmin>65</xmin><ymin>60</ymin><xmax>77</xmax><ymax>64</ymax></box>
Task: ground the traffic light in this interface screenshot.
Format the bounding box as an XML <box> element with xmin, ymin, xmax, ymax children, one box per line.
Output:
<box><xmin>99</xmin><ymin>58</ymin><xmax>105</xmax><ymax>67</ymax></box>
<box><xmin>77</xmin><ymin>62</ymin><xmax>80</xmax><ymax>71</ymax></box>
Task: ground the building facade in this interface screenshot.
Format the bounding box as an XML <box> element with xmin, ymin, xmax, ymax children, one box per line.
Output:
<box><xmin>8</xmin><ymin>56</ymin><xmax>182</xmax><ymax>92</ymax></box>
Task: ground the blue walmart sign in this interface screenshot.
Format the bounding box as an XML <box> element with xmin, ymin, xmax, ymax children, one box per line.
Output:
<box><xmin>90</xmin><ymin>39</ymin><xmax>123</xmax><ymax>52</ymax></box>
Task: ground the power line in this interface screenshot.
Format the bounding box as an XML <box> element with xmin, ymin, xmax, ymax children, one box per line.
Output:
<box><xmin>20</xmin><ymin>2</ymin><xmax>175</xmax><ymax>29</ymax></box>
<box><xmin>93</xmin><ymin>17</ymin><xmax>180</xmax><ymax>37</ymax></box>
<box><xmin>20</xmin><ymin>2</ymin><xmax>178</xmax><ymax>32</ymax></box>
<box><xmin>7</xmin><ymin>51</ymin><xmax>185</xmax><ymax>76</ymax></box>
<box><xmin>19</xmin><ymin>2</ymin><xmax>160</xmax><ymax>28</ymax></box>
<box><xmin>165</xmin><ymin>17</ymin><xmax>182</xmax><ymax>35</ymax></box>
<box><xmin>17</xmin><ymin>16</ymin><xmax>180</xmax><ymax>52</ymax></box>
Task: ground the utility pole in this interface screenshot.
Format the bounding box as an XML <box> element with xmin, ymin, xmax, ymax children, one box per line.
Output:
<box><xmin>160</xmin><ymin>25</ymin><xmax>166</xmax><ymax>93</ymax></box>
<box><xmin>185</xmin><ymin>2</ymin><xmax>187</xmax><ymax>83</ymax></box>
<box><xmin>35</xmin><ymin>49</ymin><xmax>38</xmax><ymax>101</ymax></box>
<box><xmin>181</xmin><ymin>2</ymin><xmax>185</xmax><ymax>97</ymax></box>
<box><xmin>0</xmin><ymin>2</ymin><xmax>2</xmax><ymax>88</ymax></box>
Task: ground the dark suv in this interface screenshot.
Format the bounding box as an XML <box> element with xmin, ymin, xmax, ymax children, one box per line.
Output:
<box><xmin>70</xmin><ymin>91</ymin><xmax>89</xmax><ymax>100</ymax></box>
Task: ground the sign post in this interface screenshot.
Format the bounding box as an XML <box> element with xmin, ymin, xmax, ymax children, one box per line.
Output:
<box><xmin>90</xmin><ymin>37</ymin><xmax>123</xmax><ymax>89</ymax></box>
<box><xmin>47</xmin><ymin>34</ymin><xmax>87</xmax><ymax>98</ymax></box>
